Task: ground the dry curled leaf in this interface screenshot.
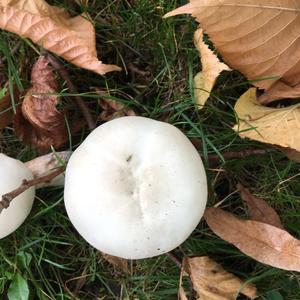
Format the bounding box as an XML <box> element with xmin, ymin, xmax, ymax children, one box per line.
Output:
<box><xmin>194</xmin><ymin>28</ymin><xmax>230</xmax><ymax>109</ymax></box>
<box><xmin>165</xmin><ymin>1</ymin><xmax>300</xmax><ymax>103</ymax></box>
<box><xmin>14</xmin><ymin>55</ymin><xmax>68</xmax><ymax>151</ymax></box>
<box><xmin>0</xmin><ymin>0</ymin><xmax>120</xmax><ymax>74</ymax></box>
<box><xmin>101</xmin><ymin>252</ymin><xmax>129</xmax><ymax>273</ymax></box>
<box><xmin>184</xmin><ymin>256</ymin><xmax>257</xmax><ymax>300</ymax></box>
<box><xmin>204</xmin><ymin>207</ymin><xmax>300</xmax><ymax>271</ymax></box>
<box><xmin>238</xmin><ymin>184</ymin><xmax>283</xmax><ymax>229</ymax></box>
<box><xmin>233</xmin><ymin>88</ymin><xmax>300</xmax><ymax>155</ymax></box>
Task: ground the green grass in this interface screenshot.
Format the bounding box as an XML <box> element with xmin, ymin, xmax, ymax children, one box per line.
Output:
<box><xmin>1</xmin><ymin>0</ymin><xmax>300</xmax><ymax>299</ymax></box>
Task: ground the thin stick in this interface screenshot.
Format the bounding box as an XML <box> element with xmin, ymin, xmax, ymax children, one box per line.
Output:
<box><xmin>44</xmin><ymin>52</ymin><xmax>96</xmax><ymax>130</ymax></box>
<box><xmin>0</xmin><ymin>166</ymin><xmax>65</xmax><ymax>213</ymax></box>
<box><xmin>208</xmin><ymin>149</ymin><xmax>274</xmax><ymax>164</ymax></box>
<box><xmin>165</xmin><ymin>252</ymin><xmax>182</xmax><ymax>269</ymax></box>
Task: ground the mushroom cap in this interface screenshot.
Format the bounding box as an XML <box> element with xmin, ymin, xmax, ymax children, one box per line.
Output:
<box><xmin>0</xmin><ymin>154</ymin><xmax>35</xmax><ymax>239</ymax></box>
<box><xmin>64</xmin><ymin>116</ymin><xmax>207</xmax><ymax>259</ymax></box>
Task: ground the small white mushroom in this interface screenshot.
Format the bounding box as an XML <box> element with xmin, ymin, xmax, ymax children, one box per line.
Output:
<box><xmin>0</xmin><ymin>151</ymin><xmax>70</xmax><ymax>239</ymax></box>
<box><xmin>64</xmin><ymin>116</ymin><xmax>207</xmax><ymax>259</ymax></box>
<box><xmin>25</xmin><ymin>151</ymin><xmax>71</xmax><ymax>187</ymax></box>
<box><xmin>0</xmin><ymin>154</ymin><xmax>35</xmax><ymax>239</ymax></box>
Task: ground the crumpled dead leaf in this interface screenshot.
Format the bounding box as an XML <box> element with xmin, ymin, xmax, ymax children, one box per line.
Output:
<box><xmin>182</xmin><ymin>256</ymin><xmax>257</xmax><ymax>300</ymax></box>
<box><xmin>14</xmin><ymin>55</ymin><xmax>68</xmax><ymax>151</ymax></box>
<box><xmin>194</xmin><ymin>28</ymin><xmax>230</xmax><ymax>109</ymax></box>
<box><xmin>101</xmin><ymin>252</ymin><xmax>129</xmax><ymax>273</ymax></box>
<box><xmin>0</xmin><ymin>0</ymin><xmax>120</xmax><ymax>74</ymax></box>
<box><xmin>238</xmin><ymin>184</ymin><xmax>283</xmax><ymax>229</ymax></box>
<box><xmin>204</xmin><ymin>207</ymin><xmax>300</xmax><ymax>271</ymax></box>
<box><xmin>233</xmin><ymin>88</ymin><xmax>300</xmax><ymax>154</ymax></box>
<box><xmin>165</xmin><ymin>1</ymin><xmax>300</xmax><ymax>103</ymax></box>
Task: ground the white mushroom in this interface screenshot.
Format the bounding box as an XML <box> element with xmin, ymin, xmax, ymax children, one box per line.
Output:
<box><xmin>25</xmin><ymin>151</ymin><xmax>71</xmax><ymax>187</ymax></box>
<box><xmin>0</xmin><ymin>154</ymin><xmax>35</xmax><ymax>239</ymax></box>
<box><xmin>0</xmin><ymin>151</ymin><xmax>70</xmax><ymax>239</ymax></box>
<box><xmin>64</xmin><ymin>116</ymin><xmax>207</xmax><ymax>259</ymax></box>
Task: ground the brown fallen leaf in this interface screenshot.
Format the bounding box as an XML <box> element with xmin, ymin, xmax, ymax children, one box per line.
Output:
<box><xmin>233</xmin><ymin>88</ymin><xmax>300</xmax><ymax>155</ymax></box>
<box><xmin>204</xmin><ymin>208</ymin><xmax>300</xmax><ymax>271</ymax></box>
<box><xmin>184</xmin><ymin>256</ymin><xmax>257</xmax><ymax>300</ymax></box>
<box><xmin>0</xmin><ymin>0</ymin><xmax>120</xmax><ymax>75</ymax></box>
<box><xmin>94</xmin><ymin>88</ymin><xmax>136</xmax><ymax>121</ymax></box>
<box><xmin>14</xmin><ymin>55</ymin><xmax>68</xmax><ymax>151</ymax></box>
<box><xmin>165</xmin><ymin>1</ymin><xmax>300</xmax><ymax>103</ymax></box>
<box><xmin>101</xmin><ymin>252</ymin><xmax>129</xmax><ymax>273</ymax></box>
<box><xmin>194</xmin><ymin>28</ymin><xmax>230</xmax><ymax>109</ymax></box>
<box><xmin>238</xmin><ymin>184</ymin><xmax>283</xmax><ymax>229</ymax></box>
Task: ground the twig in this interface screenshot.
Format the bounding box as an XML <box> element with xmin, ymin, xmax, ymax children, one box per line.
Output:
<box><xmin>0</xmin><ymin>166</ymin><xmax>65</xmax><ymax>213</ymax></box>
<box><xmin>44</xmin><ymin>52</ymin><xmax>96</xmax><ymax>130</ymax></box>
<box><xmin>207</xmin><ymin>148</ymin><xmax>274</xmax><ymax>164</ymax></box>
<box><xmin>165</xmin><ymin>252</ymin><xmax>182</xmax><ymax>269</ymax></box>
<box><xmin>190</xmin><ymin>139</ymin><xmax>275</xmax><ymax>164</ymax></box>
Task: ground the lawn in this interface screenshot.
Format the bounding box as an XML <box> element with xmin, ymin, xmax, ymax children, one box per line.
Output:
<box><xmin>1</xmin><ymin>0</ymin><xmax>300</xmax><ymax>299</ymax></box>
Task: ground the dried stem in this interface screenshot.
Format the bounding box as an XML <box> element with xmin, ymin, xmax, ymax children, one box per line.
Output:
<box><xmin>208</xmin><ymin>148</ymin><xmax>274</xmax><ymax>164</ymax></box>
<box><xmin>190</xmin><ymin>139</ymin><xmax>274</xmax><ymax>164</ymax></box>
<box><xmin>0</xmin><ymin>166</ymin><xmax>65</xmax><ymax>213</ymax></box>
<box><xmin>44</xmin><ymin>52</ymin><xmax>96</xmax><ymax>130</ymax></box>
<box><xmin>165</xmin><ymin>252</ymin><xmax>182</xmax><ymax>269</ymax></box>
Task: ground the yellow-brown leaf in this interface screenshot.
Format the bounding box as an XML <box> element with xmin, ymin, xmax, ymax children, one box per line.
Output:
<box><xmin>0</xmin><ymin>0</ymin><xmax>120</xmax><ymax>74</ymax></box>
<box><xmin>184</xmin><ymin>256</ymin><xmax>257</xmax><ymax>300</ymax></box>
<box><xmin>233</xmin><ymin>88</ymin><xmax>300</xmax><ymax>154</ymax></box>
<box><xmin>238</xmin><ymin>184</ymin><xmax>283</xmax><ymax>229</ymax></box>
<box><xmin>194</xmin><ymin>28</ymin><xmax>230</xmax><ymax>109</ymax></box>
<box><xmin>165</xmin><ymin>1</ymin><xmax>300</xmax><ymax>103</ymax></box>
<box><xmin>204</xmin><ymin>208</ymin><xmax>300</xmax><ymax>271</ymax></box>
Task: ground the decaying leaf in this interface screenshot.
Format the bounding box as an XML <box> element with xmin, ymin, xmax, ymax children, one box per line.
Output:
<box><xmin>0</xmin><ymin>88</ymin><xmax>17</xmax><ymax>130</ymax></box>
<box><xmin>101</xmin><ymin>252</ymin><xmax>129</xmax><ymax>273</ymax></box>
<box><xmin>94</xmin><ymin>88</ymin><xmax>136</xmax><ymax>121</ymax></box>
<box><xmin>99</xmin><ymin>99</ymin><xmax>136</xmax><ymax>121</ymax></box>
<box><xmin>194</xmin><ymin>28</ymin><xmax>230</xmax><ymax>108</ymax></box>
<box><xmin>165</xmin><ymin>1</ymin><xmax>300</xmax><ymax>103</ymax></box>
<box><xmin>238</xmin><ymin>184</ymin><xmax>283</xmax><ymax>229</ymax></box>
<box><xmin>233</xmin><ymin>88</ymin><xmax>300</xmax><ymax>154</ymax></box>
<box><xmin>184</xmin><ymin>256</ymin><xmax>257</xmax><ymax>300</ymax></box>
<box><xmin>204</xmin><ymin>208</ymin><xmax>300</xmax><ymax>271</ymax></box>
<box><xmin>0</xmin><ymin>0</ymin><xmax>120</xmax><ymax>75</ymax></box>
<box><xmin>14</xmin><ymin>55</ymin><xmax>68</xmax><ymax>151</ymax></box>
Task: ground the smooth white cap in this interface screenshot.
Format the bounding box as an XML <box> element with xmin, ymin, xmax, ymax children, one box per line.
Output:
<box><xmin>0</xmin><ymin>154</ymin><xmax>35</xmax><ymax>239</ymax></box>
<box><xmin>64</xmin><ymin>117</ymin><xmax>207</xmax><ymax>259</ymax></box>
